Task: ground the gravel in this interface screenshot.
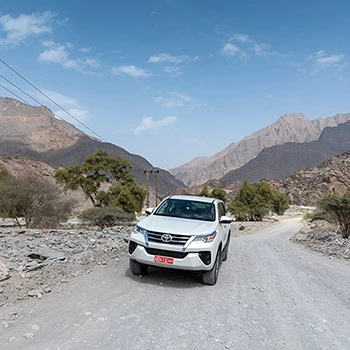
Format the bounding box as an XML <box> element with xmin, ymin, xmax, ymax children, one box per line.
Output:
<box><xmin>0</xmin><ymin>225</ymin><xmax>133</xmax><ymax>307</ymax></box>
<box><xmin>1</xmin><ymin>220</ymin><xmax>349</xmax><ymax>349</ymax></box>
<box><xmin>291</xmin><ymin>220</ymin><xmax>350</xmax><ymax>260</ymax></box>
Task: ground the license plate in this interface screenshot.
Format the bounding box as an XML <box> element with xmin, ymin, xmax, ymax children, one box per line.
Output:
<box><xmin>154</xmin><ymin>255</ymin><xmax>174</xmax><ymax>265</ymax></box>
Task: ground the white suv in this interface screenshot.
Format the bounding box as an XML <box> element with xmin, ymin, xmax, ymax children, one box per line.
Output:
<box><xmin>128</xmin><ymin>195</ymin><xmax>232</xmax><ymax>285</ymax></box>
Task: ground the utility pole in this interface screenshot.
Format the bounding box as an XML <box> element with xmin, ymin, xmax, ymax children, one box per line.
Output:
<box><xmin>153</xmin><ymin>168</ymin><xmax>159</xmax><ymax>206</ymax></box>
<box><xmin>143</xmin><ymin>170</ymin><xmax>150</xmax><ymax>207</ymax></box>
<box><xmin>144</xmin><ymin>168</ymin><xmax>160</xmax><ymax>207</ymax></box>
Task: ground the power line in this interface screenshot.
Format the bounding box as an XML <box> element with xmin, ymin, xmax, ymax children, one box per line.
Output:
<box><xmin>0</xmin><ymin>58</ymin><xmax>107</xmax><ymax>142</ymax></box>
<box><xmin>0</xmin><ymin>82</ymin><xmax>81</xmax><ymax>136</ymax></box>
<box><xmin>0</xmin><ymin>73</ymin><xmax>77</xmax><ymax>124</ymax></box>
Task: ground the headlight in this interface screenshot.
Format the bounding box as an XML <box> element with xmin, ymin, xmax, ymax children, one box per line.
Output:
<box><xmin>194</xmin><ymin>231</ymin><xmax>217</xmax><ymax>243</ymax></box>
<box><xmin>134</xmin><ymin>225</ymin><xmax>147</xmax><ymax>235</ymax></box>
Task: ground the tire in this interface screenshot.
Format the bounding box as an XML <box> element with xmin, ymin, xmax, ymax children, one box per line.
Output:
<box><xmin>129</xmin><ymin>259</ymin><xmax>148</xmax><ymax>275</ymax></box>
<box><xmin>222</xmin><ymin>232</ymin><xmax>231</xmax><ymax>262</ymax></box>
<box><xmin>202</xmin><ymin>250</ymin><xmax>221</xmax><ymax>285</ymax></box>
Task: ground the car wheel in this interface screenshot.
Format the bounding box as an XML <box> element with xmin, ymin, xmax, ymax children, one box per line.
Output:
<box><xmin>222</xmin><ymin>232</ymin><xmax>231</xmax><ymax>262</ymax></box>
<box><xmin>129</xmin><ymin>259</ymin><xmax>148</xmax><ymax>275</ymax></box>
<box><xmin>202</xmin><ymin>250</ymin><xmax>221</xmax><ymax>285</ymax></box>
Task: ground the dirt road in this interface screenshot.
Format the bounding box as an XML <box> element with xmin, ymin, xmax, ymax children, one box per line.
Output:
<box><xmin>1</xmin><ymin>221</ymin><xmax>350</xmax><ymax>349</ymax></box>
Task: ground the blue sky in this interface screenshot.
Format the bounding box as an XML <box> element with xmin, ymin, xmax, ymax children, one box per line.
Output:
<box><xmin>1</xmin><ymin>0</ymin><xmax>350</xmax><ymax>169</ymax></box>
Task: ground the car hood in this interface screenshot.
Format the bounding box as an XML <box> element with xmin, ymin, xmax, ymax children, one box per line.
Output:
<box><xmin>138</xmin><ymin>215</ymin><xmax>217</xmax><ymax>235</ymax></box>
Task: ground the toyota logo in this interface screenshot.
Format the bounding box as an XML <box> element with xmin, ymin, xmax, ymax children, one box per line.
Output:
<box><xmin>161</xmin><ymin>234</ymin><xmax>173</xmax><ymax>243</ymax></box>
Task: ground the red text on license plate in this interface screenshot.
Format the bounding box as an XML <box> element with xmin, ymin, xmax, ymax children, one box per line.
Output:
<box><xmin>154</xmin><ymin>256</ymin><xmax>174</xmax><ymax>264</ymax></box>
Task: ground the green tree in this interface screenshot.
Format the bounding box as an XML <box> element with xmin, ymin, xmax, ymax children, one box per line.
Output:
<box><xmin>108</xmin><ymin>178</ymin><xmax>146</xmax><ymax>213</ymax></box>
<box><xmin>0</xmin><ymin>172</ymin><xmax>75</xmax><ymax>228</ymax></box>
<box><xmin>271</xmin><ymin>191</ymin><xmax>291</xmax><ymax>215</ymax></box>
<box><xmin>211</xmin><ymin>187</ymin><xmax>227</xmax><ymax>202</ymax></box>
<box><xmin>55</xmin><ymin>149</ymin><xmax>146</xmax><ymax>213</ymax></box>
<box><xmin>196</xmin><ymin>187</ymin><xmax>227</xmax><ymax>202</ymax></box>
<box><xmin>313</xmin><ymin>194</ymin><xmax>350</xmax><ymax>238</ymax></box>
<box><xmin>228</xmin><ymin>181</ymin><xmax>290</xmax><ymax>221</ymax></box>
<box><xmin>197</xmin><ymin>186</ymin><xmax>210</xmax><ymax>197</ymax></box>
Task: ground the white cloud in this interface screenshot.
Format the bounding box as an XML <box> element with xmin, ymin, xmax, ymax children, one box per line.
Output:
<box><xmin>221</xmin><ymin>43</ymin><xmax>244</xmax><ymax>58</ymax></box>
<box><xmin>134</xmin><ymin>116</ymin><xmax>177</xmax><ymax>135</ymax></box>
<box><xmin>307</xmin><ymin>49</ymin><xmax>345</xmax><ymax>74</ymax></box>
<box><xmin>111</xmin><ymin>65</ymin><xmax>151</xmax><ymax>78</ymax></box>
<box><xmin>226</xmin><ymin>33</ymin><xmax>282</xmax><ymax>58</ymax></box>
<box><xmin>252</xmin><ymin>43</ymin><xmax>271</xmax><ymax>57</ymax></box>
<box><xmin>149</xmin><ymin>53</ymin><xmax>186</xmax><ymax>64</ymax></box>
<box><xmin>0</xmin><ymin>11</ymin><xmax>54</xmax><ymax>47</ymax></box>
<box><xmin>39</xmin><ymin>41</ymin><xmax>69</xmax><ymax>63</ymax></box>
<box><xmin>79</xmin><ymin>47</ymin><xmax>91</xmax><ymax>53</ymax></box>
<box><xmin>148</xmin><ymin>53</ymin><xmax>199</xmax><ymax>76</ymax></box>
<box><xmin>60</xmin><ymin>108</ymin><xmax>89</xmax><ymax>121</ymax></box>
<box><xmin>37</xmin><ymin>41</ymin><xmax>100</xmax><ymax>71</ymax></box>
<box><xmin>316</xmin><ymin>50</ymin><xmax>326</xmax><ymax>58</ymax></box>
<box><xmin>234</xmin><ymin>33</ymin><xmax>250</xmax><ymax>43</ymax></box>
<box><xmin>316</xmin><ymin>54</ymin><xmax>344</xmax><ymax>66</ymax></box>
<box><xmin>163</xmin><ymin>65</ymin><xmax>183</xmax><ymax>76</ymax></box>
<box><xmin>40</xmin><ymin>90</ymin><xmax>89</xmax><ymax>122</ymax></box>
<box><xmin>293</xmin><ymin>50</ymin><xmax>346</xmax><ymax>77</ymax></box>
<box><xmin>82</xmin><ymin>57</ymin><xmax>99</xmax><ymax>68</ymax></box>
<box><xmin>154</xmin><ymin>91</ymin><xmax>201</xmax><ymax>109</ymax></box>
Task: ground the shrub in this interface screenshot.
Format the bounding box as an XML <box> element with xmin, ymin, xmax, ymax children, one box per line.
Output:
<box><xmin>79</xmin><ymin>206</ymin><xmax>136</xmax><ymax>229</ymax></box>
<box><xmin>313</xmin><ymin>194</ymin><xmax>350</xmax><ymax>239</ymax></box>
<box><xmin>0</xmin><ymin>172</ymin><xmax>75</xmax><ymax>228</ymax></box>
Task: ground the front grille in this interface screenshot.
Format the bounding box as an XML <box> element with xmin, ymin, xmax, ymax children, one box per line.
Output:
<box><xmin>147</xmin><ymin>231</ymin><xmax>190</xmax><ymax>246</ymax></box>
<box><xmin>145</xmin><ymin>247</ymin><xmax>188</xmax><ymax>259</ymax></box>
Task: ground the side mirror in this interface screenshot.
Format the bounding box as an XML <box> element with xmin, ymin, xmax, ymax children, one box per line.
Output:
<box><xmin>220</xmin><ymin>215</ymin><xmax>233</xmax><ymax>224</ymax></box>
<box><xmin>145</xmin><ymin>208</ymin><xmax>154</xmax><ymax>215</ymax></box>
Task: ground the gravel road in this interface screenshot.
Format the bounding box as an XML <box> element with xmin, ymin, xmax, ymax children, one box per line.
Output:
<box><xmin>1</xmin><ymin>220</ymin><xmax>350</xmax><ymax>350</ymax></box>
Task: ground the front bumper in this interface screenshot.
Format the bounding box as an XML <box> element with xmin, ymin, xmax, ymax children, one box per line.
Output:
<box><xmin>129</xmin><ymin>241</ymin><xmax>215</xmax><ymax>271</ymax></box>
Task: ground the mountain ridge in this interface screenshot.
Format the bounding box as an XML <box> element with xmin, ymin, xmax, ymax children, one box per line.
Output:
<box><xmin>217</xmin><ymin>120</ymin><xmax>350</xmax><ymax>186</ymax></box>
<box><xmin>266</xmin><ymin>150</ymin><xmax>350</xmax><ymax>206</ymax></box>
<box><xmin>0</xmin><ymin>97</ymin><xmax>184</xmax><ymax>197</ymax></box>
<box><xmin>171</xmin><ymin>112</ymin><xmax>350</xmax><ymax>186</ymax></box>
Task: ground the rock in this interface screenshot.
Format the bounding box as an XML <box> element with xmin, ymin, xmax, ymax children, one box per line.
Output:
<box><xmin>291</xmin><ymin>226</ymin><xmax>350</xmax><ymax>260</ymax></box>
<box><xmin>25</xmin><ymin>261</ymin><xmax>44</xmax><ymax>272</ymax></box>
<box><xmin>23</xmin><ymin>333</ymin><xmax>36</xmax><ymax>339</ymax></box>
<box><xmin>0</xmin><ymin>225</ymin><xmax>132</xmax><ymax>306</ymax></box>
<box><xmin>31</xmin><ymin>324</ymin><xmax>40</xmax><ymax>331</ymax></box>
<box><xmin>0</xmin><ymin>263</ymin><xmax>10</xmax><ymax>281</ymax></box>
<box><xmin>268</xmin><ymin>151</ymin><xmax>350</xmax><ymax>206</ymax></box>
<box><xmin>28</xmin><ymin>289</ymin><xmax>43</xmax><ymax>298</ymax></box>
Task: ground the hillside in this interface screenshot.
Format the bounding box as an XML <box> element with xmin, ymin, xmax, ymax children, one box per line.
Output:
<box><xmin>171</xmin><ymin>113</ymin><xmax>350</xmax><ymax>186</ymax></box>
<box><xmin>217</xmin><ymin>120</ymin><xmax>350</xmax><ymax>186</ymax></box>
<box><xmin>266</xmin><ymin>151</ymin><xmax>350</xmax><ymax>206</ymax></box>
<box><xmin>0</xmin><ymin>97</ymin><xmax>184</xmax><ymax>197</ymax></box>
<box><xmin>0</xmin><ymin>156</ymin><xmax>90</xmax><ymax>211</ymax></box>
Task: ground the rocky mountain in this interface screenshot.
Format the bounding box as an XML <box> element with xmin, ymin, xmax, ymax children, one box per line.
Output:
<box><xmin>217</xmin><ymin>120</ymin><xmax>350</xmax><ymax>186</ymax></box>
<box><xmin>171</xmin><ymin>113</ymin><xmax>350</xmax><ymax>186</ymax></box>
<box><xmin>266</xmin><ymin>151</ymin><xmax>350</xmax><ymax>206</ymax></box>
<box><xmin>0</xmin><ymin>97</ymin><xmax>184</xmax><ymax>197</ymax></box>
<box><xmin>0</xmin><ymin>157</ymin><xmax>55</xmax><ymax>179</ymax></box>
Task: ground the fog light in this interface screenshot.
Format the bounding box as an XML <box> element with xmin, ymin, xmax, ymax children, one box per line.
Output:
<box><xmin>129</xmin><ymin>241</ymin><xmax>138</xmax><ymax>254</ymax></box>
<box><xmin>199</xmin><ymin>251</ymin><xmax>211</xmax><ymax>265</ymax></box>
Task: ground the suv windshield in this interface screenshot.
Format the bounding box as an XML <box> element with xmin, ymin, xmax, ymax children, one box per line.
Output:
<box><xmin>154</xmin><ymin>198</ymin><xmax>215</xmax><ymax>222</ymax></box>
